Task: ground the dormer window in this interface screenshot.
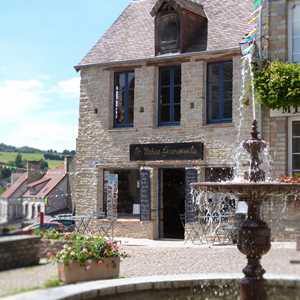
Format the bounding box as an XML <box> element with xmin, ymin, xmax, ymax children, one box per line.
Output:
<box><xmin>158</xmin><ymin>9</ymin><xmax>180</xmax><ymax>54</ymax></box>
<box><xmin>151</xmin><ymin>0</ymin><xmax>208</xmax><ymax>56</ymax></box>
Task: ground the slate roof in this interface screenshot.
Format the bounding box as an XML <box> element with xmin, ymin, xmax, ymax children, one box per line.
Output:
<box><xmin>150</xmin><ymin>0</ymin><xmax>207</xmax><ymax>17</ymax></box>
<box><xmin>76</xmin><ymin>0</ymin><xmax>252</xmax><ymax>69</ymax></box>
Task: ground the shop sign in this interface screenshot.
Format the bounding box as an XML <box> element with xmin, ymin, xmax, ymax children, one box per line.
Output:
<box><xmin>270</xmin><ymin>106</ymin><xmax>300</xmax><ymax>117</ymax></box>
<box><xmin>130</xmin><ymin>142</ymin><xmax>204</xmax><ymax>161</ymax></box>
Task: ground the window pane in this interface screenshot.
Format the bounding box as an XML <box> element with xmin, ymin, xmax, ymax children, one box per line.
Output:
<box><xmin>208</xmin><ymin>85</ymin><xmax>220</xmax><ymax>120</ymax></box>
<box><xmin>174</xmin><ymin>104</ymin><xmax>180</xmax><ymax>122</ymax></box>
<box><xmin>159</xmin><ymin>66</ymin><xmax>181</xmax><ymax>125</ymax></box>
<box><xmin>293</xmin><ymin>154</ymin><xmax>300</xmax><ymax>170</ymax></box>
<box><xmin>174</xmin><ymin>67</ymin><xmax>181</xmax><ymax>85</ymax></box>
<box><xmin>174</xmin><ymin>86</ymin><xmax>181</xmax><ymax>104</ymax></box>
<box><xmin>207</xmin><ymin>62</ymin><xmax>233</xmax><ymax>123</ymax></box>
<box><xmin>160</xmin><ymin>69</ymin><xmax>170</xmax><ymax>86</ymax></box>
<box><xmin>224</xmin><ymin>101</ymin><xmax>232</xmax><ymax>119</ymax></box>
<box><xmin>128</xmin><ymin>72</ymin><xmax>135</xmax><ymax>89</ymax></box>
<box><xmin>293</xmin><ymin>37</ymin><xmax>300</xmax><ymax>53</ymax></box>
<box><xmin>114</xmin><ymin>71</ymin><xmax>134</xmax><ymax>127</ymax></box>
<box><xmin>224</xmin><ymin>62</ymin><xmax>233</xmax><ymax>81</ymax></box>
<box><xmin>160</xmin><ymin>87</ymin><xmax>170</xmax><ymax>104</ymax></box>
<box><xmin>293</xmin><ymin>121</ymin><xmax>300</xmax><ymax>136</ymax></box>
<box><xmin>160</xmin><ymin>105</ymin><xmax>171</xmax><ymax>123</ymax></box>
<box><xmin>293</xmin><ymin>138</ymin><xmax>300</xmax><ymax>153</ymax></box>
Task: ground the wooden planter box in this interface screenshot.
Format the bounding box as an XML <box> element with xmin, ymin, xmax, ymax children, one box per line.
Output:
<box><xmin>58</xmin><ymin>257</ymin><xmax>120</xmax><ymax>284</ymax></box>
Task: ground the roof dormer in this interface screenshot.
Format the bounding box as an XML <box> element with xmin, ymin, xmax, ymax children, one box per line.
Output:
<box><xmin>151</xmin><ymin>0</ymin><xmax>208</xmax><ymax>56</ymax></box>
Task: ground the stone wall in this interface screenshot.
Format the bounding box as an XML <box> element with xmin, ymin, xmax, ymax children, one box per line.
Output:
<box><xmin>88</xmin><ymin>219</ymin><xmax>154</xmax><ymax>239</ymax></box>
<box><xmin>0</xmin><ymin>235</ymin><xmax>40</xmax><ymax>271</ymax></box>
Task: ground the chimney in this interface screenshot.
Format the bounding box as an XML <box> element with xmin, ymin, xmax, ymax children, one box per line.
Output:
<box><xmin>64</xmin><ymin>156</ymin><xmax>73</xmax><ymax>174</ymax></box>
<box><xmin>27</xmin><ymin>161</ymin><xmax>45</xmax><ymax>184</ymax></box>
<box><xmin>64</xmin><ymin>156</ymin><xmax>74</xmax><ymax>211</ymax></box>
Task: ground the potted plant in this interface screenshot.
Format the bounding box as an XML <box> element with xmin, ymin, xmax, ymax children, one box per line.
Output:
<box><xmin>54</xmin><ymin>234</ymin><xmax>126</xmax><ymax>284</ymax></box>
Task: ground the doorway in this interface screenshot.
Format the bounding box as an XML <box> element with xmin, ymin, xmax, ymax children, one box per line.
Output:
<box><xmin>160</xmin><ymin>168</ymin><xmax>185</xmax><ymax>239</ymax></box>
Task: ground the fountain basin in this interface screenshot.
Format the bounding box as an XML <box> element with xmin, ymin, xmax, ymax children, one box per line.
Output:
<box><xmin>3</xmin><ymin>274</ymin><xmax>300</xmax><ymax>300</ymax></box>
<box><xmin>192</xmin><ymin>182</ymin><xmax>300</xmax><ymax>197</ymax></box>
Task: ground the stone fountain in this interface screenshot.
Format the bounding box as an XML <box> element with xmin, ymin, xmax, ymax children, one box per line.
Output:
<box><xmin>192</xmin><ymin>120</ymin><xmax>300</xmax><ymax>300</ymax></box>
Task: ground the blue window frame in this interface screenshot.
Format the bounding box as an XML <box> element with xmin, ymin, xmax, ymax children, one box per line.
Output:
<box><xmin>113</xmin><ymin>71</ymin><xmax>135</xmax><ymax>128</ymax></box>
<box><xmin>158</xmin><ymin>65</ymin><xmax>181</xmax><ymax>126</ymax></box>
<box><xmin>207</xmin><ymin>61</ymin><xmax>233</xmax><ymax>124</ymax></box>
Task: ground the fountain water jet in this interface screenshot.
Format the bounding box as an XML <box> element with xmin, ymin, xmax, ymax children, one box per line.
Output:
<box><xmin>192</xmin><ymin>120</ymin><xmax>300</xmax><ymax>300</ymax></box>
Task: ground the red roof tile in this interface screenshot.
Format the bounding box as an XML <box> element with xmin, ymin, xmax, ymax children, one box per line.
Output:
<box><xmin>1</xmin><ymin>173</ymin><xmax>28</xmax><ymax>199</ymax></box>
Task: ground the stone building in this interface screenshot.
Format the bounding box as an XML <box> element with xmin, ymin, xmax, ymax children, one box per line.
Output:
<box><xmin>0</xmin><ymin>158</ymin><xmax>73</xmax><ymax>224</ymax></box>
<box><xmin>74</xmin><ymin>0</ymin><xmax>260</xmax><ymax>239</ymax></box>
<box><xmin>258</xmin><ymin>0</ymin><xmax>300</xmax><ymax>177</ymax></box>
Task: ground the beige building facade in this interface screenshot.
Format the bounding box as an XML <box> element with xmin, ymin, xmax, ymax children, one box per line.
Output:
<box><xmin>74</xmin><ymin>0</ymin><xmax>299</xmax><ymax>239</ymax></box>
<box><xmin>74</xmin><ymin>0</ymin><xmax>259</xmax><ymax>239</ymax></box>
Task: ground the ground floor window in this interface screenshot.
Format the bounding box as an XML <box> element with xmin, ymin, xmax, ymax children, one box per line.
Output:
<box><xmin>104</xmin><ymin>169</ymin><xmax>140</xmax><ymax>218</ymax></box>
<box><xmin>289</xmin><ymin>119</ymin><xmax>300</xmax><ymax>176</ymax></box>
<box><xmin>205</xmin><ymin>167</ymin><xmax>233</xmax><ymax>182</ymax></box>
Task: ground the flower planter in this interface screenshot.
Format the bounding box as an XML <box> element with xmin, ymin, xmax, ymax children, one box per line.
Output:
<box><xmin>58</xmin><ymin>257</ymin><xmax>120</xmax><ymax>284</ymax></box>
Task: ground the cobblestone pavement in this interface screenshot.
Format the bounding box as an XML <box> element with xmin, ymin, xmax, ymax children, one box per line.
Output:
<box><xmin>0</xmin><ymin>241</ymin><xmax>300</xmax><ymax>297</ymax></box>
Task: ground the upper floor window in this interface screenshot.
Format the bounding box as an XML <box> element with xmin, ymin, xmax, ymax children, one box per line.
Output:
<box><xmin>157</xmin><ymin>8</ymin><xmax>180</xmax><ymax>54</ymax></box>
<box><xmin>289</xmin><ymin>1</ymin><xmax>300</xmax><ymax>63</ymax></box>
<box><xmin>207</xmin><ymin>61</ymin><xmax>233</xmax><ymax>124</ymax></box>
<box><xmin>158</xmin><ymin>66</ymin><xmax>181</xmax><ymax>126</ymax></box>
<box><xmin>113</xmin><ymin>71</ymin><xmax>135</xmax><ymax>128</ymax></box>
<box><xmin>289</xmin><ymin>119</ymin><xmax>300</xmax><ymax>176</ymax></box>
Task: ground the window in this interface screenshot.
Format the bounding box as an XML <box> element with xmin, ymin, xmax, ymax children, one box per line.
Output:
<box><xmin>289</xmin><ymin>119</ymin><xmax>300</xmax><ymax>176</ymax></box>
<box><xmin>104</xmin><ymin>170</ymin><xmax>140</xmax><ymax>218</ymax></box>
<box><xmin>207</xmin><ymin>61</ymin><xmax>233</xmax><ymax>124</ymax></box>
<box><xmin>289</xmin><ymin>1</ymin><xmax>300</xmax><ymax>63</ymax></box>
<box><xmin>113</xmin><ymin>71</ymin><xmax>135</xmax><ymax>128</ymax></box>
<box><xmin>158</xmin><ymin>66</ymin><xmax>181</xmax><ymax>126</ymax></box>
<box><xmin>158</xmin><ymin>12</ymin><xmax>180</xmax><ymax>54</ymax></box>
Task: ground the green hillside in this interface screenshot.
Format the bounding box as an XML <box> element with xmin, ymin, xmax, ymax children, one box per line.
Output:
<box><xmin>0</xmin><ymin>152</ymin><xmax>63</xmax><ymax>169</ymax></box>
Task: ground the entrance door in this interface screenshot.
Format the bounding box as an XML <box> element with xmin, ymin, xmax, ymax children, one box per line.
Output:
<box><xmin>161</xmin><ymin>168</ymin><xmax>185</xmax><ymax>239</ymax></box>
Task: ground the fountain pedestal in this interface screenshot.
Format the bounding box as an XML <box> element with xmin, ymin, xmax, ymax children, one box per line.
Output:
<box><xmin>238</xmin><ymin>197</ymin><xmax>271</xmax><ymax>300</ymax></box>
<box><xmin>192</xmin><ymin>120</ymin><xmax>300</xmax><ymax>300</ymax></box>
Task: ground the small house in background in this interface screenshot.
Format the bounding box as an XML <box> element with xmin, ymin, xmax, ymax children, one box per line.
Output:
<box><xmin>0</xmin><ymin>157</ymin><xmax>73</xmax><ymax>224</ymax></box>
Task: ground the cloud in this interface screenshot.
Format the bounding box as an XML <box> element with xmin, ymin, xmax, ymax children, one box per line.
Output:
<box><xmin>56</xmin><ymin>77</ymin><xmax>80</xmax><ymax>98</ymax></box>
<box><xmin>0</xmin><ymin>80</ymin><xmax>46</xmax><ymax>120</ymax></box>
<box><xmin>0</xmin><ymin>78</ymin><xmax>79</xmax><ymax>150</ymax></box>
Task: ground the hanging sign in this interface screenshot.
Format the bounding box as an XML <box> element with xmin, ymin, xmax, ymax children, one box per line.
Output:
<box><xmin>130</xmin><ymin>142</ymin><xmax>204</xmax><ymax>161</ymax></box>
<box><xmin>270</xmin><ymin>106</ymin><xmax>300</xmax><ymax>117</ymax></box>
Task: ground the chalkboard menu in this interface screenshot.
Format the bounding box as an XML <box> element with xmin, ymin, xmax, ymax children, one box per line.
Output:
<box><xmin>130</xmin><ymin>142</ymin><xmax>204</xmax><ymax>161</ymax></box>
<box><xmin>140</xmin><ymin>169</ymin><xmax>151</xmax><ymax>221</ymax></box>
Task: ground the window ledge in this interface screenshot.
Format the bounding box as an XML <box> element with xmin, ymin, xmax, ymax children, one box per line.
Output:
<box><xmin>108</xmin><ymin>128</ymin><xmax>138</xmax><ymax>132</ymax></box>
<box><xmin>203</xmin><ymin>123</ymin><xmax>234</xmax><ymax>128</ymax></box>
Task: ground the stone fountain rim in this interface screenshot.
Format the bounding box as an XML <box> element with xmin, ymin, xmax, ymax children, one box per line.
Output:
<box><xmin>191</xmin><ymin>182</ymin><xmax>300</xmax><ymax>187</ymax></box>
<box><xmin>3</xmin><ymin>274</ymin><xmax>300</xmax><ymax>300</ymax></box>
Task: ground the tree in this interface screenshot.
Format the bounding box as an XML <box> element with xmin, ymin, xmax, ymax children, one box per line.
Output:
<box><xmin>15</xmin><ymin>153</ymin><xmax>24</xmax><ymax>168</ymax></box>
<box><xmin>40</xmin><ymin>159</ymin><xmax>49</xmax><ymax>171</ymax></box>
<box><xmin>0</xmin><ymin>167</ymin><xmax>11</xmax><ymax>179</ymax></box>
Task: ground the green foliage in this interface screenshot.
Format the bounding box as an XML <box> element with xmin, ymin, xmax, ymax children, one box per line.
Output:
<box><xmin>0</xmin><ymin>186</ymin><xmax>5</xmax><ymax>195</ymax></box>
<box><xmin>15</xmin><ymin>153</ymin><xmax>24</xmax><ymax>168</ymax></box>
<box><xmin>40</xmin><ymin>159</ymin><xmax>49</xmax><ymax>170</ymax></box>
<box><xmin>54</xmin><ymin>234</ymin><xmax>127</xmax><ymax>266</ymax></box>
<box><xmin>0</xmin><ymin>152</ymin><xmax>63</xmax><ymax>169</ymax></box>
<box><xmin>253</xmin><ymin>61</ymin><xmax>300</xmax><ymax>110</ymax></box>
<box><xmin>43</xmin><ymin>278</ymin><xmax>63</xmax><ymax>288</ymax></box>
<box><xmin>0</xmin><ymin>167</ymin><xmax>11</xmax><ymax>179</ymax></box>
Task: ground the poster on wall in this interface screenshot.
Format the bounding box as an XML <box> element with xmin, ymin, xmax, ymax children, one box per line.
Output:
<box><xmin>106</xmin><ymin>174</ymin><xmax>118</xmax><ymax>220</ymax></box>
